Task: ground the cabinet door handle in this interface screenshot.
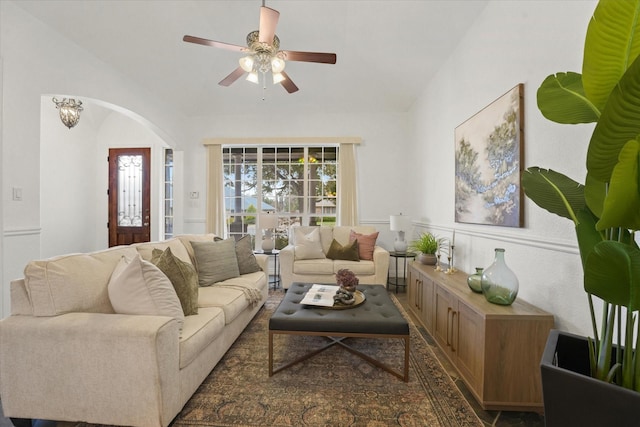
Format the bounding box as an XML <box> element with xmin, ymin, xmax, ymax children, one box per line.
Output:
<box><xmin>450</xmin><ymin>310</ymin><xmax>457</xmax><ymax>353</ymax></box>
<box><xmin>446</xmin><ymin>307</ymin><xmax>452</xmax><ymax>347</ymax></box>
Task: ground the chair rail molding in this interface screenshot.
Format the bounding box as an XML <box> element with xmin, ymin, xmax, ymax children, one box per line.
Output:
<box><xmin>412</xmin><ymin>222</ymin><xmax>579</xmax><ymax>256</ymax></box>
<box><xmin>4</xmin><ymin>227</ymin><xmax>42</xmax><ymax>237</ymax></box>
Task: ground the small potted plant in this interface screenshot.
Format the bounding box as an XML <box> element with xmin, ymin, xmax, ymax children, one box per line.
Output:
<box><xmin>409</xmin><ymin>232</ymin><xmax>441</xmax><ymax>265</ymax></box>
<box><xmin>334</xmin><ymin>269</ymin><xmax>358</xmax><ymax>305</ymax></box>
<box><xmin>335</xmin><ymin>268</ymin><xmax>359</xmax><ymax>293</ymax></box>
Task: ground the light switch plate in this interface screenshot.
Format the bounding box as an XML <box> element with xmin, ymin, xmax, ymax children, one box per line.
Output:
<box><xmin>12</xmin><ymin>187</ymin><xmax>22</xmax><ymax>201</ymax></box>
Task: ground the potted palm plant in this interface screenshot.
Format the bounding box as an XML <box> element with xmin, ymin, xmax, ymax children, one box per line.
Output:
<box><xmin>521</xmin><ymin>0</ymin><xmax>640</xmax><ymax>424</ymax></box>
<box><xmin>409</xmin><ymin>232</ymin><xmax>442</xmax><ymax>265</ymax></box>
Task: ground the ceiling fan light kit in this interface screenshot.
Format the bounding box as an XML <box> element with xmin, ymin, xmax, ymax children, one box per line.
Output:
<box><xmin>183</xmin><ymin>1</ymin><xmax>336</xmax><ymax>96</ymax></box>
<box><xmin>246</xmin><ymin>71</ymin><xmax>260</xmax><ymax>84</ymax></box>
<box><xmin>272</xmin><ymin>72</ymin><xmax>286</xmax><ymax>84</ymax></box>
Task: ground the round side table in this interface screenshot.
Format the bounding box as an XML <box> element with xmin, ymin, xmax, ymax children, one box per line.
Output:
<box><xmin>387</xmin><ymin>251</ymin><xmax>416</xmax><ymax>293</ymax></box>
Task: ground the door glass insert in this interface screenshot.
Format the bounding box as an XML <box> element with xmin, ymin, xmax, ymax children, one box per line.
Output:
<box><xmin>117</xmin><ymin>154</ymin><xmax>143</xmax><ymax>226</ymax></box>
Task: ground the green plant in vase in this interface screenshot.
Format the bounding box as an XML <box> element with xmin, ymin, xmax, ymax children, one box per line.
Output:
<box><xmin>521</xmin><ymin>0</ymin><xmax>640</xmax><ymax>390</ymax></box>
<box><xmin>410</xmin><ymin>232</ymin><xmax>444</xmax><ymax>265</ymax></box>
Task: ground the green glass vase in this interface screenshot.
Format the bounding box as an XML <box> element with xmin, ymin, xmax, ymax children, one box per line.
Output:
<box><xmin>467</xmin><ymin>267</ymin><xmax>484</xmax><ymax>293</ymax></box>
<box><xmin>481</xmin><ymin>248</ymin><xmax>518</xmax><ymax>305</ymax></box>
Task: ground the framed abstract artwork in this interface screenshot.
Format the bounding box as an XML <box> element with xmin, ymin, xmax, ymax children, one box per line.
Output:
<box><xmin>454</xmin><ymin>84</ymin><xmax>524</xmax><ymax>227</ymax></box>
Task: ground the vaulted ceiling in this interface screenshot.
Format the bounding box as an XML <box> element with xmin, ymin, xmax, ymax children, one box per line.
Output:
<box><xmin>14</xmin><ymin>0</ymin><xmax>488</xmax><ymax>117</ymax></box>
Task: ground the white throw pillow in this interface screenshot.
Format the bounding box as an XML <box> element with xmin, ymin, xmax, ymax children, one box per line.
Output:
<box><xmin>108</xmin><ymin>254</ymin><xmax>185</xmax><ymax>331</ymax></box>
<box><xmin>294</xmin><ymin>227</ymin><xmax>326</xmax><ymax>260</ymax></box>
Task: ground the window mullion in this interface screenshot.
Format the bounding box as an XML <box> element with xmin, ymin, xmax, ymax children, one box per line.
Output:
<box><xmin>257</xmin><ymin>148</ymin><xmax>264</xmax><ymax>212</ymax></box>
<box><xmin>303</xmin><ymin>146</ymin><xmax>309</xmax><ymax>226</ymax></box>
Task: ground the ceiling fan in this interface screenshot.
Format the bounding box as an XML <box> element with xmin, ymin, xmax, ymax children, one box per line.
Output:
<box><xmin>183</xmin><ymin>1</ymin><xmax>337</xmax><ymax>94</ymax></box>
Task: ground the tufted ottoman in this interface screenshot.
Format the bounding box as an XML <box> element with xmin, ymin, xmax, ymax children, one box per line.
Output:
<box><xmin>269</xmin><ymin>283</ymin><xmax>410</xmax><ymax>381</ymax></box>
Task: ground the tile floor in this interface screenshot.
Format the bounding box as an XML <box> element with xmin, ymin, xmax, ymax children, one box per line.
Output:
<box><xmin>392</xmin><ymin>287</ymin><xmax>545</xmax><ymax>427</ymax></box>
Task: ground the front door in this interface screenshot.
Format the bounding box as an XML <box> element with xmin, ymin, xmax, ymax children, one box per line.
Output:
<box><xmin>108</xmin><ymin>148</ymin><xmax>151</xmax><ymax>247</ymax></box>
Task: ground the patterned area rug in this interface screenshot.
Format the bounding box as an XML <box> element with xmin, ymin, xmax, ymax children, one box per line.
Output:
<box><xmin>170</xmin><ymin>291</ymin><xmax>481</xmax><ymax>427</ymax></box>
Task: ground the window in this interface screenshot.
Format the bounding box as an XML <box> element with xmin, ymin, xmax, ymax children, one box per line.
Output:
<box><xmin>164</xmin><ymin>148</ymin><xmax>174</xmax><ymax>239</ymax></box>
<box><xmin>222</xmin><ymin>145</ymin><xmax>338</xmax><ymax>247</ymax></box>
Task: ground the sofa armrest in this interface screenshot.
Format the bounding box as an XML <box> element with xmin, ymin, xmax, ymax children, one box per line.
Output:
<box><xmin>254</xmin><ymin>253</ymin><xmax>268</xmax><ymax>272</ymax></box>
<box><xmin>371</xmin><ymin>246</ymin><xmax>390</xmax><ymax>285</ymax></box>
<box><xmin>279</xmin><ymin>245</ymin><xmax>295</xmax><ymax>289</ymax></box>
<box><xmin>0</xmin><ymin>312</ymin><xmax>181</xmax><ymax>426</ymax></box>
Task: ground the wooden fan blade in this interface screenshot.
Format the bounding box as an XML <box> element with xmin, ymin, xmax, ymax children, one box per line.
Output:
<box><xmin>281</xmin><ymin>50</ymin><xmax>336</xmax><ymax>64</ymax></box>
<box><xmin>258</xmin><ymin>6</ymin><xmax>280</xmax><ymax>44</ymax></box>
<box><xmin>183</xmin><ymin>35</ymin><xmax>248</xmax><ymax>53</ymax></box>
<box><xmin>279</xmin><ymin>71</ymin><xmax>299</xmax><ymax>93</ymax></box>
<box><xmin>219</xmin><ymin>66</ymin><xmax>246</xmax><ymax>87</ymax></box>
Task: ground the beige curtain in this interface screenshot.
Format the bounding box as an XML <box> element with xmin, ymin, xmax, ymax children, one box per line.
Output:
<box><xmin>206</xmin><ymin>144</ymin><xmax>226</xmax><ymax>236</ymax></box>
<box><xmin>338</xmin><ymin>143</ymin><xmax>358</xmax><ymax>226</ymax></box>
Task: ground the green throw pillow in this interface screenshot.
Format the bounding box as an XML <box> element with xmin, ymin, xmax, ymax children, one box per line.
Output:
<box><xmin>326</xmin><ymin>238</ymin><xmax>360</xmax><ymax>261</ymax></box>
<box><xmin>191</xmin><ymin>238</ymin><xmax>240</xmax><ymax>286</ymax></box>
<box><xmin>151</xmin><ymin>247</ymin><xmax>199</xmax><ymax>316</ymax></box>
<box><xmin>235</xmin><ymin>234</ymin><xmax>262</xmax><ymax>275</ymax></box>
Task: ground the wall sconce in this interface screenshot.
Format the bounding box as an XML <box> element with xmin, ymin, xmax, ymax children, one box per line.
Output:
<box><xmin>259</xmin><ymin>212</ymin><xmax>279</xmax><ymax>253</ymax></box>
<box><xmin>52</xmin><ymin>97</ymin><xmax>83</xmax><ymax>129</ymax></box>
<box><xmin>390</xmin><ymin>213</ymin><xmax>412</xmax><ymax>253</ymax></box>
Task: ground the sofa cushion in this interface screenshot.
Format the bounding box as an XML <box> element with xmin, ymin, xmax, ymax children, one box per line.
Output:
<box><xmin>9</xmin><ymin>280</ymin><xmax>32</xmax><ymax>316</ymax></box>
<box><xmin>179</xmin><ymin>306</ymin><xmax>225</xmax><ymax>369</ymax></box>
<box><xmin>349</xmin><ymin>230</ymin><xmax>379</xmax><ymax>261</ymax></box>
<box><xmin>24</xmin><ymin>245</ymin><xmax>139</xmax><ymax>316</ymax></box>
<box><xmin>176</xmin><ymin>233</ymin><xmax>218</xmax><ymax>266</ymax></box>
<box><xmin>197</xmin><ymin>271</ymin><xmax>267</xmax><ymax>323</ymax></box>
<box><xmin>134</xmin><ymin>237</ymin><xmax>192</xmax><ymax>265</ymax></box>
<box><xmin>235</xmin><ymin>235</ymin><xmax>262</xmax><ymax>275</ymax></box>
<box><xmin>151</xmin><ymin>247</ymin><xmax>199</xmax><ymax>316</ymax></box>
<box><xmin>198</xmin><ymin>286</ymin><xmax>248</xmax><ymax>325</ymax></box>
<box><xmin>333</xmin><ymin>260</ymin><xmax>376</xmax><ymax>275</ymax></box>
<box><xmin>107</xmin><ymin>254</ymin><xmax>185</xmax><ymax>331</ymax></box>
<box><xmin>293</xmin><ymin>258</ymin><xmax>335</xmax><ymax>275</ymax></box>
<box><xmin>294</xmin><ymin>227</ymin><xmax>325</xmax><ymax>260</ymax></box>
<box><xmin>191</xmin><ymin>239</ymin><xmax>240</xmax><ymax>286</ymax></box>
<box><xmin>326</xmin><ymin>238</ymin><xmax>360</xmax><ymax>261</ymax></box>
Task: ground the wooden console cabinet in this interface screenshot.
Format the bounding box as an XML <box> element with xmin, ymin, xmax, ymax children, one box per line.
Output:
<box><xmin>408</xmin><ymin>262</ymin><xmax>554</xmax><ymax>412</ymax></box>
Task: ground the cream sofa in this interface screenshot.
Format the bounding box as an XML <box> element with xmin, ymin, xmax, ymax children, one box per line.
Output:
<box><xmin>280</xmin><ymin>225</ymin><xmax>389</xmax><ymax>289</ymax></box>
<box><xmin>0</xmin><ymin>234</ymin><xmax>268</xmax><ymax>427</ymax></box>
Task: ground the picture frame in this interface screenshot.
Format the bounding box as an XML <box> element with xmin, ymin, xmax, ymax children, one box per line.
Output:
<box><xmin>454</xmin><ymin>83</ymin><xmax>524</xmax><ymax>227</ymax></box>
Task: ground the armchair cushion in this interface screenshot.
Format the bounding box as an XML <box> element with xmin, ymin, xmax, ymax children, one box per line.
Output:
<box><xmin>349</xmin><ymin>230</ymin><xmax>379</xmax><ymax>261</ymax></box>
<box><xmin>108</xmin><ymin>254</ymin><xmax>185</xmax><ymax>331</ymax></box>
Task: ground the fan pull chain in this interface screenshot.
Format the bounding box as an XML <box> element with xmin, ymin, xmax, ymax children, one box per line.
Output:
<box><xmin>262</xmin><ymin>71</ymin><xmax>267</xmax><ymax>101</ymax></box>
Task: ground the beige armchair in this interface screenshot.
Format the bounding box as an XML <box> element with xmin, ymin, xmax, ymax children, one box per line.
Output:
<box><xmin>279</xmin><ymin>226</ymin><xmax>389</xmax><ymax>289</ymax></box>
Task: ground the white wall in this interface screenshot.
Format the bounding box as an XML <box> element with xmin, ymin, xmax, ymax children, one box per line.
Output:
<box><xmin>40</xmin><ymin>100</ymin><xmax>171</xmax><ymax>258</ymax></box>
<box><xmin>409</xmin><ymin>0</ymin><xmax>599</xmax><ymax>335</ymax></box>
<box><xmin>40</xmin><ymin>97</ymin><xmax>99</xmax><ymax>256</ymax></box>
<box><xmin>183</xmin><ymin>111</ymin><xmax>413</xmax><ymax>242</ymax></box>
<box><xmin>0</xmin><ymin>1</ymin><xmax>190</xmax><ymax>317</ymax></box>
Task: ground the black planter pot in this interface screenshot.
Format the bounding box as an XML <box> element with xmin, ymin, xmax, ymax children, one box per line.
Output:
<box><xmin>541</xmin><ymin>329</ymin><xmax>640</xmax><ymax>427</ymax></box>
